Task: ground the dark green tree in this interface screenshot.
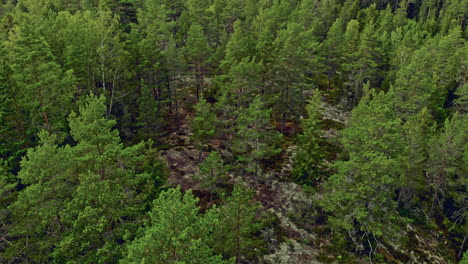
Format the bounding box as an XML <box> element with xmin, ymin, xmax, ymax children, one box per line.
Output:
<box><xmin>293</xmin><ymin>92</ymin><xmax>324</xmax><ymax>185</ymax></box>
<box><xmin>185</xmin><ymin>23</ymin><xmax>212</xmax><ymax>99</ymax></box>
<box><xmin>5</xmin><ymin>22</ymin><xmax>75</xmax><ymax>133</ymax></box>
<box><xmin>321</xmin><ymin>89</ymin><xmax>407</xmax><ymax>250</ymax></box>
<box><xmin>53</xmin><ymin>94</ymin><xmax>165</xmax><ymax>263</ymax></box>
<box><xmin>122</xmin><ymin>187</ymin><xmax>232</xmax><ymax>264</ymax></box>
<box><xmin>209</xmin><ymin>183</ymin><xmax>264</xmax><ymax>263</ymax></box>
<box><xmin>398</xmin><ymin>108</ymin><xmax>435</xmax><ymax>208</ymax></box>
<box><xmin>426</xmin><ymin>113</ymin><xmax>467</xmax><ymax>218</ymax></box>
<box><xmin>198</xmin><ymin>151</ymin><xmax>228</xmax><ymax>202</ymax></box>
<box><xmin>191</xmin><ymin>98</ymin><xmax>217</xmax><ymax>153</ymax></box>
<box><xmin>231</xmin><ymin>96</ymin><xmax>282</xmax><ymax>175</ymax></box>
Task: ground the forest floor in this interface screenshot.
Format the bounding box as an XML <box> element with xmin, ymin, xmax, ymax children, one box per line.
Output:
<box><xmin>158</xmin><ymin>97</ymin><xmax>456</xmax><ymax>264</ymax></box>
<box><xmin>157</xmin><ymin>96</ymin><xmax>352</xmax><ymax>263</ymax></box>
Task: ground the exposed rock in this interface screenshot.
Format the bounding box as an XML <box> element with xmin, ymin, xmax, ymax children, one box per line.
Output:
<box><xmin>321</xmin><ymin>100</ymin><xmax>351</xmax><ymax>125</ymax></box>
<box><xmin>263</xmin><ymin>240</ymin><xmax>321</xmax><ymax>264</ymax></box>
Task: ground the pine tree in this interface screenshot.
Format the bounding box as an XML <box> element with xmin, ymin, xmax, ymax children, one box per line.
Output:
<box><xmin>5</xmin><ymin>95</ymin><xmax>166</xmax><ymax>263</ymax></box>
<box><xmin>198</xmin><ymin>151</ymin><xmax>228</xmax><ymax>202</ymax></box>
<box><xmin>192</xmin><ymin>98</ymin><xmax>217</xmax><ymax>151</ymax></box>
<box><xmin>134</xmin><ymin>0</ymin><xmax>175</xmax><ymax>121</ymax></box>
<box><xmin>5</xmin><ymin>22</ymin><xmax>75</xmax><ymax>133</ymax></box>
<box><xmin>53</xmin><ymin>94</ymin><xmax>165</xmax><ymax>263</ymax></box>
<box><xmin>270</xmin><ymin>21</ymin><xmax>319</xmax><ymax>130</ymax></box>
<box><xmin>6</xmin><ymin>131</ymin><xmax>73</xmax><ymax>262</ymax></box>
<box><xmin>321</xmin><ymin>17</ymin><xmax>345</xmax><ymax>92</ymax></box>
<box><xmin>222</xmin><ymin>20</ymin><xmax>255</xmax><ymax>72</ymax></box>
<box><xmin>136</xmin><ymin>81</ymin><xmax>167</xmax><ymax>141</ymax></box>
<box><xmin>426</xmin><ymin>113</ymin><xmax>467</xmax><ymax>218</ymax></box>
<box><xmin>293</xmin><ymin>91</ymin><xmax>324</xmax><ymax>185</ymax></box>
<box><xmin>209</xmin><ymin>183</ymin><xmax>264</xmax><ymax>263</ymax></box>
<box><xmin>185</xmin><ymin>23</ymin><xmax>212</xmax><ymax>99</ymax></box>
<box><xmin>122</xmin><ymin>187</ymin><xmax>232</xmax><ymax>264</ymax></box>
<box><xmin>393</xmin><ymin>26</ymin><xmax>464</xmax><ymax>120</ymax></box>
<box><xmin>231</xmin><ymin>96</ymin><xmax>282</xmax><ymax>175</ymax></box>
<box><xmin>321</xmin><ymin>89</ymin><xmax>406</xmax><ymax>247</ymax></box>
<box><xmin>224</xmin><ymin>57</ymin><xmax>264</xmax><ymax>108</ymax></box>
<box><xmin>398</xmin><ymin>108</ymin><xmax>435</xmax><ymax>208</ymax></box>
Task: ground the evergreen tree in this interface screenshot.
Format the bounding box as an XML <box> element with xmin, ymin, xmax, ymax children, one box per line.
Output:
<box><xmin>5</xmin><ymin>22</ymin><xmax>75</xmax><ymax>133</ymax></box>
<box><xmin>270</xmin><ymin>21</ymin><xmax>319</xmax><ymax>130</ymax></box>
<box><xmin>54</xmin><ymin>94</ymin><xmax>165</xmax><ymax>263</ymax></box>
<box><xmin>321</xmin><ymin>89</ymin><xmax>406</xmax><ymax>247</ymax></box>
<box><xmin>231</xmin><ymin>96</ymin><xmax>282</xmax><ymax>175</ymax></box>
<box><xmin>398</xmin><ymin>108</ymin><xmax>435</xmax><ymax>208</ymax></box>
<box><xmin>6</xmin><ymin>131</ymin><xmax>73</xmax><ymax>262</ymax></box>
<box><xmin>426</xmin><ymin>113</ymin><xmax>467</xmax><ymax>218</ymax></box>
<box><xmin>122</xmin><ymin>187</ymin><xmax>232</xmax><ymax>264</ymax></box>
<box><xmin>198</xmin><ymin>151</ymin><xmax>228</xmax><ymax>202</ymax></box>
<box><xmin>224</xmin><ymin>57</ymin><xmax>264</xmax><ymax>108</ymax></box>
<box><xmin>136</xmin><ymin>81</ymin><xmax>167</xmax><ymax>141</ymax></box>
<box><xmin>321</xmin><ymin>17</ymin><xmax>345</xmax><ymax>92</ymax></box>
<box><xmin>192</xmin><ymin>98</ymin><xmax>217</xmax><ymax>151</ymax></box>
<box><xmin>209</xmin><ymin>183</ymin><xmax>264</xmax><ymax>263</ymax></box>
<box><xmin>293</xmin><ymin>91</ymin><xmax>324</xmax><ymax>185</ymax></box>
<box><xmin>185</xmin><ymin>23</ymin><xmax>212</xmax><ymax>99</ymax></box>
<box><xmin>5</xmin><ymin>95</ymin><xmax>166</xmax><ymax>263</ymax></box>
<box><xmin>393</xmin><ymin>26</ymin><xmax>464</xmax><ymax>120</ymax></box>
<box><xmin>222</xmin><ymin>20</ymin><xmax>255</xmax><ymax>72</ymax></box>
<box><xmin>134</xmin><ymin>0</ymin><xmax>175</xmax><ymax>123</ymax></box>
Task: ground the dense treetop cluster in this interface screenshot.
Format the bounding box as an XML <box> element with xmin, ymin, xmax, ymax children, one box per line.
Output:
<box><xmin>0</xmin><ymin>0</ymin><xmax>466</xmax><ymax>263</ymax></box>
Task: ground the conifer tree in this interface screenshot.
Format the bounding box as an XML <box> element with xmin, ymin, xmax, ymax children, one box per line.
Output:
<box><xmin>5</xmin><ymin>95</ymin><xmax>166</xmax><ymax>263</ymax></box>
<box><xmin>293</xmin><ymin>91</ymin><xmax>324</xmax><ymax>185</ymax></box>
<box><xmin>393</xmin><ymin>26</ymin><xmax>464</xmax><ymax>120</ymax></box>
<box><xmin>192</xmin><ymin>98</ymin><xmax>217</xmax><ymax>152</ymax></box>
<box><xmin>122</xmin><ymin>187</ymin><xmax>232</xmax><ymax>264</ymax></box>
<box><xmin>222</xmin><ymin>20</ymin><xmax>255</xmax><ymax>72</ymax></box>
<box><xmin>185</xmin><ymin>23</ymin><xmax>212</xmax><ymax>99</ymax></box>
<box><xmin>321</xmin><ymin>88</ymin><xmax>406</xmax><ymax>247</ymax></box>
<box><xmin>6</xmin><ymin>131</ymin><xmax>73</xmax><ymax>262</ymax></box>
<box><xmin>231</xmin><ymin>96</ymin><xmax>282</xmax><ymax>175</ymax></box>
<box><xmin>198</xmin><ymin>151</ymin><xmax>228</xmax><ymax>202</ymax></box>
<box><xmin>209</xmin><ymin>183</ymin><xmax>264</xmax><ymax>263</ymax></box>
<box><xmin>54</xmin><ymin>94</ymin><xmax>165</xmax><ymax>263</ymax></box>
<box><xmin>426</xmin><ymin>113</ymin><xmax>467</xmax><ymax>218</ymax></box>
<box><xmin>398</xmin><ymin>108</ymin><xmax>435</xmax><ymax>208</ymax></box>
<box><xmin>270</xmin><ymin>21</ymin><xmax>319</xmax><ymax>130</ymax></box>
<box><xmin>224</xmin><ymin>57</ymin><xmax>264</xmax><ymax>108</ymax></box>
<box><xmin>321</xmin><ymin>17</ymin><xmax>345</xmax><ymax>91</ymax></box>
<box><xmin>5</xmin><ymin>23</ymin><xmax>75</xmax><ymax>133</ymax></box>
<box><xmin>136</xmin><ymin>81</ymin><xmax>167</xmax><ymax>141</ymax></box>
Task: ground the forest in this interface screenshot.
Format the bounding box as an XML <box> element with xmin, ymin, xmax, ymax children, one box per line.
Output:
<box><xmin>0</xmin><ymin>0</ymin><xmax>466</xmax><ymax>263</ymax></box>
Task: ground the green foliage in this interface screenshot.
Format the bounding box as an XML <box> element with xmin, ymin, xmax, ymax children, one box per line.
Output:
<box><xmin>122</xmin><ymin>187</ymin><xmax>233</xmax><ymax>264</ymax></box>
<box><xmin>426</xmin><ymin>112</ymin><xmax>467</xmax><ymax>218</ymax></box>
<box><xmin>4</xmin><ymin>95</ymin><xmax>166</xmax><ymax>263</ymax></box>
<box><xmin>192</xmin><ymin>98</ymin><xmax>217</xmax><ymax>146</ymax></box>
<box><xmin>231</xmin><ymin>96</ymin><xmax>282</xmax><ymax>174</ymax></box>
<box><xmin>293</xmin><ymin>91</ymin><xmax>325</xmax><ymax>185</ymax></box>
<box><xmin>197</xmin><ymin>151</ymin><xmax>228</xmax><ymax>202</ymax></box>
<box><xmin>0</xmin><ymin>1</ymin><xmax>467</xmax><ymax>263</ymax></box>
<box><xmin>461</xmin><ymin>250</ymin><xmax>468</xmax><ymax>264</ymax></box>
<box><xmin>224</xmin><ymin>57</ymin><xmax>264</xmax><ymax>108</ymax></box>
<box><xmin>185</xmin><ymin>23</ymin><xmax>212</xmax><ymax>98</ymax></box>
<box><xmin>136</xmin><ymin>81</ymin><xmax>167</xmax><ymax>140</ymax></box>
<box><xmin>4</xmin><ymin>20</ymin><xmax>76</xmax><ymax>133</ymax></box>
<box><xmin>393</xmin><ymin>26</ymin><xmax>464</xmax><ymax>120</ymax></box>
<box><xmin>398</xmin><ymin>108</ymin><xmax>435</xmax><ymax>208</ymax></box>
<box><xmin>270</xmin><ymin>21</ymin><xmax>320</xmax><ymax>127</ymax></box>
<box><xmin>321</xmin><ymin>89</ymin><xmax>406</xmax><ymax>243</ymax></box>
<box><xmin>208</xmin><ymin>183</ymin><xmax>264</xmax><ymax>262</ymax></box>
